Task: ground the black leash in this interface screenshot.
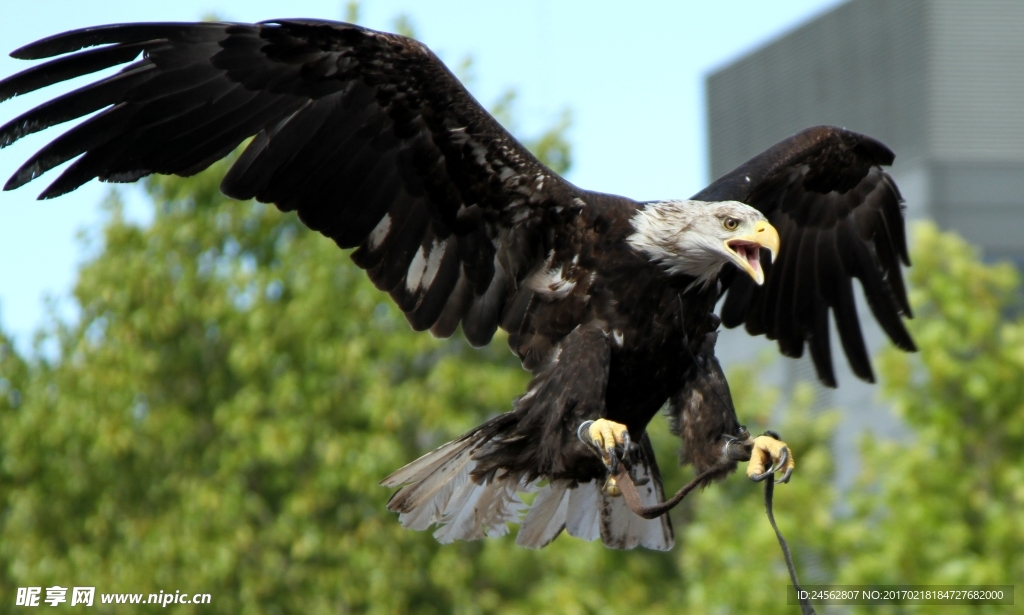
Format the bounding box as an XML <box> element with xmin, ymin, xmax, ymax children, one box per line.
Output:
<box><xmin>612</xmin><ymin>296</ymin><xmax>818</xmax><ymax>613</ymax></box>
<box><xmin>764</xmin><ymin>476</ymin><xmax>817</xmax><ymax>615</ymax></box>
<box><xmin>615</xmin><ymin>468</ymin><xmax>815</xmax><ymax>614</ymax></box>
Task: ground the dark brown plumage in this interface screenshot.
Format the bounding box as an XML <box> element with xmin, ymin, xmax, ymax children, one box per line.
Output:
<box><xmin>0</xmin><ymin>19</ymin><xmax>913</xmax><ymax>550</ymax></box>
<box><xmin>698</xmin><ymin>129</ymin><xmax>914</xmax><ymax>386</ymax></box>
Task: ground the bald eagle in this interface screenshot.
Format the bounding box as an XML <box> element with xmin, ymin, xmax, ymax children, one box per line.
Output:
<box><xmin>0</xmin><ymin>20</ymin><xmax>913</xmax><ymax>550</ymax></box>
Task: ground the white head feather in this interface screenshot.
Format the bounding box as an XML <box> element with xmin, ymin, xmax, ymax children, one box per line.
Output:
<box><xmin>626</xmin><ymin>200</ymin><xmax>778</xmax><ymax>290</ymax></box>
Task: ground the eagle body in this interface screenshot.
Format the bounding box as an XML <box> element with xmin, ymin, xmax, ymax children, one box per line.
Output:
<box><xmin>470</xmin><ymin>192</ymin><xmax>729</xmax><ymax>482</ymax></box>
<box><xmin>0</xmin><ymin>19</ymin><xmax>915</xmax><ymax>551</ymax></box>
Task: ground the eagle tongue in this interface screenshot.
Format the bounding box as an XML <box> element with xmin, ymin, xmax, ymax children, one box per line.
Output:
<box><xmin>745</xmin><ymin>244</ymin><xmax>760</xmax><ymax>271</ymax></box>
<box><xmin>729</xmin><ymin>240</ymin><xmax>760</xmax><ymax>272</ymax></box>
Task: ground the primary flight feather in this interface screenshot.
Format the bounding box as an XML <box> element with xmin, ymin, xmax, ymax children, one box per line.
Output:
<box><xmin>0</xmin><ymin>19</ymin><xmax>913</xmax><ymax>550</ymax></box>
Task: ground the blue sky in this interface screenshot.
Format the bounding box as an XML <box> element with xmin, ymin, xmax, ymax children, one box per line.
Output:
<box><xmin>0</xmin><ymin>0</ymin><xmax>845</xmax><ymax>353</ymax></box>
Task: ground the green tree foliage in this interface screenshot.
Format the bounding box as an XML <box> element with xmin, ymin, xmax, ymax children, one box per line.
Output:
<box><xmin>0</xmin><ymin>77</ymin><xmax>1019</xmax><ymax>614</ymax></box>
<box><xmin>674</xmin><ymin>223</ymin><xmax>1024</xmax><ymax>614</ymax></box>
<box><xmin>0</xmin><ymin>105</ymin><xmax>700</xmax><ymax>613</ymax></box>
<box><xmin>0</xmin><ymin>103</ymin><xmax>832</xmax><ymax>612</ymax></box>
<box><xmin>833</xmin><ymin>223</ymin><xmax>1024</xmax><ymax>613</ymax></box>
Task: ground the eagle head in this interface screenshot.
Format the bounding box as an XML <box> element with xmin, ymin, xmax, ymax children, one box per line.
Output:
<box><xmin>626</xmin><ymin>200</ymin><xmax>780</xmax><ymax>288</ymax></box>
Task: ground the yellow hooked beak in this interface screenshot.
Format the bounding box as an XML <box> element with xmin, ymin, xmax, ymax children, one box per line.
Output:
<box><xmin>724</xmin><ymin>220</ymin><xmax>780</xmax><ymax>285</ymax></box>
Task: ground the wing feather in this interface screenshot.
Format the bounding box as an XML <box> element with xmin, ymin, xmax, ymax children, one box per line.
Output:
<box><xmin>1</xmin><ymin>64</ymin><xmax>156</xmax><ymax>160</ymax></box>
<box><xmin>0</xmin><ymin>19</ymin><xmax>582</xmax><ymax>345</ymax></box>
<box><xmin>0</xmin><ymin>41</ymin><xmax>150</xmax><ymax>102</ymax></box>
<box><xmin>405</xmin><ymin>240</ymin><xmax>461</xmax><ymax>331</ymax></box>
<box><xmin>694</xmin><ymin>126</ymin><xmax>915</xmax><ymax>385</ymax></box>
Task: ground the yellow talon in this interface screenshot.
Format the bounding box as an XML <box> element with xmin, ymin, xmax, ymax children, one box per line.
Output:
<box><xmin>587</xmin><ymin>418</ymin><xmax>630</xmax><ymax>464</ymax></box>
<box><xmin>746</xmin><ymin>434</ymin><xmax>796</xmax><ymax>483</ymax></box>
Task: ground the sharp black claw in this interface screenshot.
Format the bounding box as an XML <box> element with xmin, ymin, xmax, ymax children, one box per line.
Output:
<box><xmin>577</xmin><ymin>420</ymin><xmax>603</xmax><ymax>458</ymax></box>
<box><xmin>577</xmin><ymin>420</ymin><xmax>593</xmax><ymax>443</ymax></box>
<box><xmin>752</xmin><ymin>446</ymin><xmax>791</xmax><ymax>483</ymax></box>
<box><xmin>775</xmin><ymin>447</ymin><xmax>791</xmax><ymax>483</ymax></box>
<box><xmin>776</xmin><ymin>466</ymin><xmax>793</xmax><ymax>484</ymax></box>
<box><xmin>776</xmin><ymin>447</ymin><xmax>789</xmax><ymax>470</ymax></box>
<box><xmin>764</xmin><ymin>430</ymin><xmax>782</xmax><ymax>440</ymax></box>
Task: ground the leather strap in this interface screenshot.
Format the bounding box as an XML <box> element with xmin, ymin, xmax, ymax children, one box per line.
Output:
<box><xmin>613</xmin><ymin>465</ymin><xmax>816</xmax><ymax>614</ymax></box>
<box><xmin>612</xmin><ymin>464</ymin><xmax>716</xmax><ymax>520</ymax></box>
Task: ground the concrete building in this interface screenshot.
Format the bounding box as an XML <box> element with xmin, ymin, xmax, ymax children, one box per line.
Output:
<box><xmin>705</xmin><ymin>0</ymin><xmax>1024</xmax><ymax>482</ymax></box>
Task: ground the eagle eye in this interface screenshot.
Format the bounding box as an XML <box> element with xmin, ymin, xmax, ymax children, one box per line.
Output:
<box><xmin>723</xmin><ymin>217</ymin><xmax>740</xmax><ymax>231</ymax></box>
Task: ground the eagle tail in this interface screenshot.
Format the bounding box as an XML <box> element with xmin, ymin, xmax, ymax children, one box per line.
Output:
<box><xmin>515</xmin><ymin>479</ymin><xmax>571</xmax><ymax>548</ymax></box>
<box><xmin>517</xmin><ymin>458</ymin><xmax>674</xmax><ymax>551</ymax></box>
<box><xmin>382</xmin><ymin>425</ymin><xmax>673</xmax><ymax>550</ymax></box>
<box><xmin>381</xmin><ymin>426</ymin><xmax>535</xmax><ymax>543</ymax></box>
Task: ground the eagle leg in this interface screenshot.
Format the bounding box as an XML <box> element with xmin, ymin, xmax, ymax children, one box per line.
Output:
<box><xmin>746</xmin><ymin>431</ymin><xmax>796</xmax><ymax>484</ymax></box>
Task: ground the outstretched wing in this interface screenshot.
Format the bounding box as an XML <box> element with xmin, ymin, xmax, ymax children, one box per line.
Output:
<box><xmin>0</xmin><ymin>19</ymin><xmax>581</xmax><ymax>346</ymax></box>
<box><xmin>693</xmin><ymin>126</ymin><xmax>915</xmax><ymax>387</ymax></box>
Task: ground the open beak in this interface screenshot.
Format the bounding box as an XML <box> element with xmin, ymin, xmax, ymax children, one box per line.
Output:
<box><xmin>725</xmin><ymin>220</ymin><xmax>780</xmax><ymax>285</ymax></box>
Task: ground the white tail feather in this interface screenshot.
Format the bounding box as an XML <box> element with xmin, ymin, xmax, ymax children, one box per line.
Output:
<box><xmin>383</xmin><ymin>434</ymin><xmax>483</xmax><ymax>531</ymax></box>
<box><xmin>384</xmin><ymin>434</ymin><xmax>674</xmax><ymax>550</ymax></box>
<box><xmin>598</xmin><ymin>493</ymin><xmax>674</xmax><ymax>551</ymax></box>
<box><xmin>433</xmin><ymin>470</ymin><xmax>532</xmax><ymax>543</ymax></box>
<box><xmin>381</xmin><ymin>436</ymin><xmax>473</xmax><ymax>488</ymax></box>
<box><xmin>562</xmin><ymin>464</ymin><xmax>674</xmax><ymax>550</ymax></box>
<box><xmin>384</xmin><ymin>432</ymin><xmax>534</xmax><ymax>540</ymax></box>
<box><xmin>396</xmin><ymin>461</ymin><xmax>473</xmax><ymax>531</ymax></box>
<box><xmin>565</xmin><ymin>481</ymin><xmax>602</xmax><ymax>540</ymax></box>
<box><xmin>516</xmin><ymin>479</ymin><xmax>571</xmax><ymax>548</ymax></box>
<box><xmin>599</xmin><ymin>463</ymin><xmax>674</xmax><ymax>550</ymax></box>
